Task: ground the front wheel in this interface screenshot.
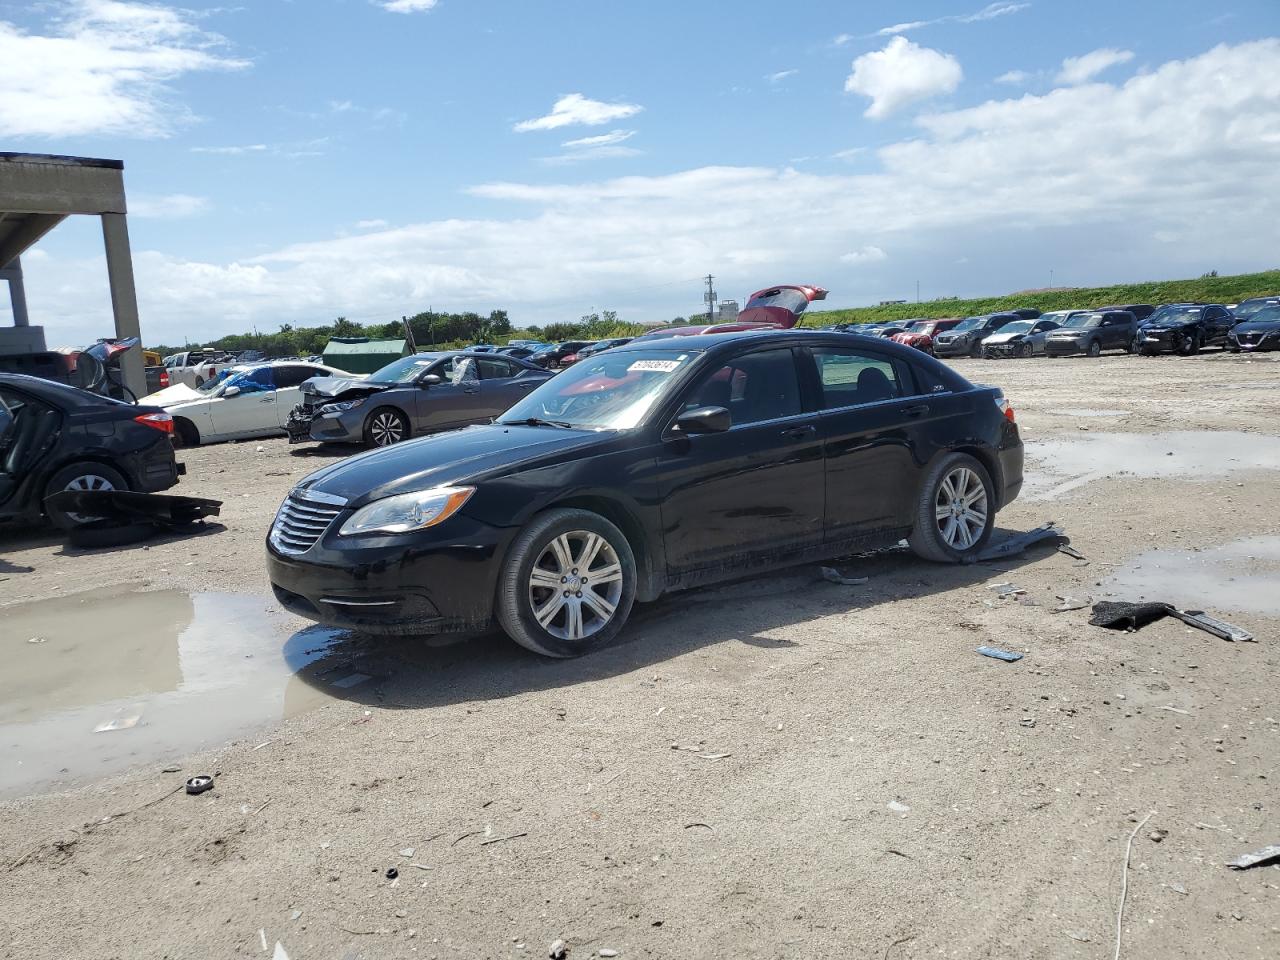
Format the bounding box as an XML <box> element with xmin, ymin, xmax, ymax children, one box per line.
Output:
<box><xmin>1086</xmin><ymin>340</ymin><xmax>1102</xmax><ymax>358</ymax></box>
<box><xmin>496</xmin><ymin>508</ymin><xmax>637</xmax><ymax>657</ymax></box>
<box><xmin>969</xmin><ymin>341</ymin><xmax>983</xmax><ymax>358</ymax></box>
<box><xmin>363</xmin><ymin>407</ymin><xmax>409</xmax><ymax>448</ymax></box>
<box><xmin>1127</xmin><ymin>338</ymin><xmax>1139</xmax><ymax>354</ymax></box>
<box><xmin>908</xmin><ymin>453</ymin><xmax>995</xmax><ymax>563</ymax></box>
<box><xmin>1179</xmin><ymin>333</ymin><xmax>1201</xmax><ymax>356</ymax></box>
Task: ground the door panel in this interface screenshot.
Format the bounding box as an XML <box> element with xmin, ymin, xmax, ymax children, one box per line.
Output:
<box><xmin>209</xmin><ymin>367</ymin><xmax>276</xmax><ymax>438</ymax></box>
<box><xmin>412</xmin><ymin>382</ymin><xmax>484</xmax><ymax>431</ymax></box>
<box><xmin>658</xmin><ymin>348</ymin><xmax>824</xmax><ymax>575</ymax></box>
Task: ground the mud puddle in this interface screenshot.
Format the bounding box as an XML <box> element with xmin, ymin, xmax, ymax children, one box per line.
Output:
<box><xmin>1022</xmin><ymin>430</ymin><xmax>1280</xmax><ymax>500</ymax></box>
<box><xmin>1101</xmin><ymin>536</ymin><xmax>1280</xmax><ymax>617</ymax></box>
<box><xmin>0</xmin><ymin>586</ymin><xmax>365</xmax><ymax>799</ymax></box>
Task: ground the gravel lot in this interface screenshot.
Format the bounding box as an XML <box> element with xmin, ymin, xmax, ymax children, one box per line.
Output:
<box><xmin>2</xmin><ymin>351</ymin><xmax>1278</xmax><ymax>959</ymax></box>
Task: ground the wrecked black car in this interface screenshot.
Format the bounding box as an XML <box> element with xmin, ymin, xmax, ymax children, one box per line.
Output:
<box><xmin>0</xmin><ymin>373</ymin><xmax>182</xmax><ymax>529</ymax></box>
<box><xmin>1227</xmin><ymin>305</ymin><xmax>1280</xmax><ymax>353</ymax></box>
<box><xmin>1137</xmin><ymin>303</ymin><xmax>1235</xmax><ymax>355</ymax></box>
<box><xmin>287</xmin><ymin>351</ymin><xmax>553</xmax><ymax>448</ymax></box>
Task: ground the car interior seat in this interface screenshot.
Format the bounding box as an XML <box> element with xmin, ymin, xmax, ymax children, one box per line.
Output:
<box><xmin>855</xmin><ymin>366</ymin><xmax>895</xmax><ymax>404</ymax></box>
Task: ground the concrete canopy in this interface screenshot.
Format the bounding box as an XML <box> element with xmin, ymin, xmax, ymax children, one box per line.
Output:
<box><xmin>0</xmin><ymin>153</ymin><xmax>144</xmax><ymax>398</ymax></box>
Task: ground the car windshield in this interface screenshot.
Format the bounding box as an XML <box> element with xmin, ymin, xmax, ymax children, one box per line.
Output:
<box><xmin>368</xmin><ymin>355</ymin><xmax>439</xmax><ymax>383</ymax></box>
<box><xmin>1233</xmin><ymin>300</ymin><xmax>1279</xmax><ymax>320</ymax></box>
<box><xmin>1146</xmin><ymin>308</ymin><xmax>1199</xmax><ymax>326</ymax></box>
<box><xmin>202</xmin><ymin>367</ymin><xmax>251</xmax><ymax>394</ymax></box>
<box><xmin>952</xmin><ymin>317</ymin><xmax>984</xmax><ymax>332</ymax></box>
<box><xmin>1039</xmin><ymin>311</ymin><xmax>1071</xmax><ymax>323</ymax></box>
<box><xmin>905</xmin><ymin>321</ymin><xmax>934</xmax><ymax>332</ymax></box>
<box><xmin>1062</xmin><ymin>313</ymin><xmax>1103</xmax><ymax>328</ymax></box>
<box><xmin>500</xmin><ymin>349</ymin><xmax>698</xmax><ymax>430</ymax></box>
<box><xmin>1246</xmin><ymin>306</ymin><xmax>1280</xmax><ymax>324</ymax></box>
<box><xmin>1000</xmin><ymin>321</ymin><xmax>1034</xmax><ymax>334</ymax></box>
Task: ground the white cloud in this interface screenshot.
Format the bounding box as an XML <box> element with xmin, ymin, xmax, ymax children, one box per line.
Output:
<box><xmin>562</xmin><ymin>130</ymin><xmax>635</xmax><ymax>149</ymax></box>
<box><xmin>378</xmin><ymin>0</ymin><xmax>439</xmax><ymax>12</ymax></box>
<box><xmin>995</xmin><ymin>70</ymin><xmax>1029</xmax><ymax>85</ymax></box>
<box><xmin>1056</xmin><ymin>47</ymin><xmax>1135</xmax><ymax>85</ymax></box>
<box><xmin>514</xmin><ymin>93</ymin><xmax>643</xmax><ymax>132</ymax></box>
<box><xmin>0</xmin><ymin>0</ymin><xmax>249</xmax><ymax>138</ymax></box>
<box><xmin>355</xmin><ymin>219</ymin><xmax>389</xmax><ymax>230</ymax></box>
<box><xmin>841</xmin><ymin>246</ymin><xmax>887</xmax><ymax>264</ymax></box>
<box><xmin>8</xmin><ymin>40</ymin><xmax>1279</xmax><ymax>345</ymax></box>
<box><xmin>191</xmin><ymin>144</ymin><xmax>268</xmax><ymax>155</ymax></box>
<box><xmin>832</xmin><ymin>147</ymin><xmax>866</xmax><ymax>161</ymax></box>
<box><xmin>845</xmin><ymin>37</ymin><xmax>963</xmax><ymax>119</ymax></box>
<box><xmin>850</xmin><ymin>2</ymin><xmax>1030</xmax><ymax>39</ymax></box>
<box><xmin>128</xmin><ymin>193</ymin><xmax>211</xmax><ymax>219</ymax></box>
<box><xmin>765</xmin><ymin>69</ymin><xmax>798</xmax><ymax>84</ymax></box>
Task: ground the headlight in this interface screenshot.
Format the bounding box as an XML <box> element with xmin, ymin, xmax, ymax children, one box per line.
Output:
<box><xmin>320</xmin><ymin>398</ymin><xmax>366</xmax><ymax>414</ymax></box>
<box><xmin>339</xmin><ymin>486</ymin><xmax>475</xmax><ymax>536</ymax></box>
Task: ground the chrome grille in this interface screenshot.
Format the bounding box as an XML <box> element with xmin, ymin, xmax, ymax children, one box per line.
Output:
<box><xmin>270</xmin><ymin>494</ymin><xmax>345</xmax><ymax>555</ymax></box>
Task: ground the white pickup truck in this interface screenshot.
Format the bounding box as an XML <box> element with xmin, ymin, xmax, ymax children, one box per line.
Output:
<box><xmin>163</xmin><ymin>350</ymin><xmax>229</xmax><ymax>388</ymax></box>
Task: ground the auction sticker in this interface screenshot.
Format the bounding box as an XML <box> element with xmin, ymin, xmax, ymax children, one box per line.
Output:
<box><xmin>628</xmin><ymin>359</ymin><xmax>682</xmax><ymax>373</ymax></box>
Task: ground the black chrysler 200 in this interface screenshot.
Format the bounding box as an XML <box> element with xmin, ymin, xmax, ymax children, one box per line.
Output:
<box><xmin>267</xmin><ymin>331</ymin><xmax>1023</xmax><ymax>657</ymax></box>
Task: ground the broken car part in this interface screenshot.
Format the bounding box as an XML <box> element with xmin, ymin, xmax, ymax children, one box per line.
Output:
<box><xmin>969</xmin><ymin>522</ymin><xmax>1066</xmax><ymax>563</ymax></box>
<box><xmin>1089</xmin><ymin>601</ymin><xmax>1254</xmax><ymax>641</ymax></box>
<box><xmin>185</xmin><ymin>775</ymin><xmax>214</xmax><ymax>795</ymax></box>
<box><xmin>1226</xmin><ymin>844</ymin><xmax>1280</xmax><ymax>870</ymax></box>
<box><xmin>976</xmin><ymin>646</ymin><xmax>1024</xmax><ymax>662</ymax></box>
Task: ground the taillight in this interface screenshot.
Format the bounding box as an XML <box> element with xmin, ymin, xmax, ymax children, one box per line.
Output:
<box><xmin>159</xmin><ymin>370</ymin><xmax>170</xmax><ymax>388</ymax></box>
<box><xmin>135</xmin><ymin>412</ymin><xmax>174</xmax><ymax>434</ymax></box>
<box><xmin>996</xmin><ymin>396</ymin><xmax>1016</xmax><ymax>423</ymax></box>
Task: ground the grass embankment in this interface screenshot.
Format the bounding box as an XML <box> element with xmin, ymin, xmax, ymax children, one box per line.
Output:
<box><xmin>802</xmin><ymin>269</ymin><xmax>1280</xmax><ymax>327</ymax></box>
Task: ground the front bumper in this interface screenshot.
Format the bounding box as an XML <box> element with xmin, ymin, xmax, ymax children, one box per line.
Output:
<box><xmin>266</xmin><ymin>512</ymin><xmax>513</xmax><ymax>635</ymax></box>
<box><xmin>288</xmin><ymin>404</ymin><xmax>362</xmax><ymax>444</ymax></box>
<box><xmin>1230</xmin><ymin>332</ymin><xmax>1280</xmax><ymax>351</ymax></box>
<box><xmin>984</xmin><ymin>340</ymin><xmax>1026</xmax><ymax>357</ymax></box>
<box><xmin>1137</xmin><ymin>330</ymin><xmax>1185</xmax><ymax>353</ymax></box>
<box><xmin>1044</xmin><ymin>339</ymin><xmax>1087</xmax><ymax>356</ymax></box>
<box><xmin>932</xmin><ymin>339</ymin><xmax>974</xmax><ymax>358</ymax></box>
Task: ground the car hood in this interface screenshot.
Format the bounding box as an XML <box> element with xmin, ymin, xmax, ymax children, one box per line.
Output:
<box><xmin>302</xmin><ymin>376</ymin><xmax>387</xmax><ymax>401</ymax></box>
<box><xmin>983</xmin><ymin>331</ymin><xmax>1025</xmax><ymax>344</ymax></box>
<box><xmin>935</xmin><ymin>330</ymin><xmax>969</xmax><ymax>340</ymax></box>
<box><xmin>1233</xmin><ymin>320</ymin><xmax>1280</xmax><ymax>334</ymax></box>
<box><xmin>142</xmin><ymin>383</ymin><xmax>204</xmax><ymax>406</ymax></box>
<box><xmin>293</xmin><ymin>423</ymin><xmax>616</xmax><ymax>507</ymax></box>
<box><xmin>1048</xmin><ymin>329</ymin><xmax>1089</xmax><ymax>337</ymax></box>
<box><xmin>893</xmin><ymin>332</ymin><xmax>930</xmax><ymax>342</ymax></box>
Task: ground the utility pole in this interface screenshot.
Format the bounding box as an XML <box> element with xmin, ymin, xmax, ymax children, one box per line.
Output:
<box><xmin>916</xmin><ymin>280</ymin><xmax>920</xmax><ymax>303</ymax></box>
<box><xmin>704</xmin><ymin>274</ymin><xmax>716</xmax><ymax>324</ymax></box>
<box><xmin>1049</xmin><ymin>268</ymin><xmax>1054</xmax><ymax>289</ymax></box>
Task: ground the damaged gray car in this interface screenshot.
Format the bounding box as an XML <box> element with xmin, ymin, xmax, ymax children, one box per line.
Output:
<box><xmin>287</xmin><ymin>351</ymin><xmax>553</xmax><ymax>448</ymax></box>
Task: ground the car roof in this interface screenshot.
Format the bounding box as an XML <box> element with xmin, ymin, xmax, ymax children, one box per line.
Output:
<box><xmin>0</xmin><ymin>372</ymin><xmax>119</xmax><ymax>407</ymax></box>
<box><xmin>609</xmin><ymin>327</ymin><xmax>959</xmax><ymax>363</ymax></box>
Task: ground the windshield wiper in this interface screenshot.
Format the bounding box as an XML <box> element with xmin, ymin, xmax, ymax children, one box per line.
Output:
<box><xmin>499</xmin><ymin>416</ymin><xmax>576</xmax><ymax>429</ymax></box>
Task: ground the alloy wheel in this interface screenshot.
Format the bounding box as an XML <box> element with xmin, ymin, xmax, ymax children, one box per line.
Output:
<box><xmin>63</xmin><ymin>473</ymin><xmax>116</xmax><ymax>524</ymax></box>
<box><xmin>369</xmin><ymin>412</ymin><xmax>404</xmax><ymax>446</ymax></box>
<box><xmin>527</xmin><ymin>530</ymin><xmax>624</xmax><ymax>641</ymax></box>
<box><xmin>934</xmin><ymin>467</ymin><xmax>988</xmax><ymax>550</ymax></box>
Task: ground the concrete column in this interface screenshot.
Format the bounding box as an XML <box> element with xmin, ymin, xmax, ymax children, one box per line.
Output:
<box><xmin>3</xmin><ymin>257</ymin><xmax>30</xmax><ymax>326</ymax></box>
<box><xmin>101</xmin><ymin>213</ymin><xmax>146</xmax><ymax>400</ymax></box>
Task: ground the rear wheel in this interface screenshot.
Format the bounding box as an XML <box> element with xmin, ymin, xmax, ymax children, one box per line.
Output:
<box><xmin>173</xmin><ymin>417</ymin><xmax>200</xmax><ymax>448</ymax></box>
<box><xmin>908</xmin><ymin>453</ymin><xmax>995</xmax><ymax>563</ymax></box>
<box><xmin>496</xmin><ymin>508</ymin><xmax>637</xmax><ymax>657</ymax></box>
<box><xmin>1127</xmin><ymin>337</ymin><xmax>1139</xmax><ymax>354</ymax></box>
<box><xmin>363</xmin><ymin>407</ymin><xmax>408</xmax><ymax>448</ymax></box>
<box><xmin>1086</xmin><ymin>340</ymin><xmax>1102</xmax><ymax>358</ymax></box>
<box><xmin>43</xmin><ymin>462</ymin><xmax>129</xmax><ymax>530</ymax></box>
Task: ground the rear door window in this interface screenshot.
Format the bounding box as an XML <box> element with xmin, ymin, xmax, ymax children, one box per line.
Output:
<box><xmin>476</xmin><ymin>357</ymin><xmax>519</xmax><ymax>380</ymax></box>
<box><xmin>811</xmin><ymin>349</ymin><xmax>903</xmax><ymax>409</ymax></box>
<box><xmin>274</xmin><ymin>365</ymin><xmax>318</xmax><ymax>389</ymax></box>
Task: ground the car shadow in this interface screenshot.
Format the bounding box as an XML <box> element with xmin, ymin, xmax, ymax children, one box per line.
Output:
<box><xmin>289</xmin><ymin>444</ymin><xmax>360</xmax><ymax>460</ymax></box>
<box><xmin>284</xmin><ymin>527</ymin><xmax>1062</xmax><ymax>711</ymax></box>
<box><xmin>50</xmin><ymin>521</ymin><xmax>229</xmax><ymax>557</ymax></box>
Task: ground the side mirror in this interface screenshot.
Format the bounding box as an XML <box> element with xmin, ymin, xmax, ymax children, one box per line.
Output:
<box><xmin>673</xmin><ymin>406</ymin><xmax>731</xmax><ymax>435</ymax></box>
<box><xmin>419</xmin><ymin>374</ymin><xmax>444</xmax><ymax>387</ymax></box>
<box><xmin>224</xmin><ymin>386</ymin><xmax>241</xmax><ymax>397</ymax></box>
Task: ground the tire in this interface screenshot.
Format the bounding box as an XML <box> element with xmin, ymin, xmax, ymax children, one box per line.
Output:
<box><xmin>969</xmin><ymin>341</ymin><xmax>983</xmax><ymax>358</ymax></box>
<box><xmin>1126</xmin><ymin>338</ymin><xmax>1139</xmax><ymax>355</ymax></box>
<box><xmin>1086</xmin><ymin>340</ymin><xmax>1102</xmax><ymax>358</ymax></box>
<box><xmin>1179</xmin><ymin>333</ymin><xmax>1201</xmax><ymax>356</ymax></box>
<box><xmin>363</xmin><ymin>407</ymin><xmax>409</xmax><ymax>448</ymax></box>
<box><xmin>495</xmin><ymin>508</ymin><xmax>637</xmax><ymax>657</ymax></box>
<box><xmin>908</xmin><ymin>453</ymin><xmax>995</xmax><ymax>563</ymax></box>
<box><xmin>174</xmin><ymin>417</ymin><xmax>200</xmax><ymax>448</ymax></box>
<box><xmin>43</xmin><ymin>461</ymin><xmax>129</xmax><ymax>530</ymax></box>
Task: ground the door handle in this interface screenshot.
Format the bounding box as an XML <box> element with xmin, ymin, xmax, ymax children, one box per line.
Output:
<box><xmin>779</xmin><ymin>424</ymin><xmax>817</xmax><ymax>440</ymax></box>
<box><xmin>516</xmin><ymin>381</ymin><xmax>537</xmax><ymax>389</ymax></box>
<box><xmin>903</xmin><ymin>404</ymin><xmax>929</xmax><ymax>417</ymax></box>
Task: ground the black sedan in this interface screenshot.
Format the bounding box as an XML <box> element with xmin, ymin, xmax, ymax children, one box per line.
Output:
<box><xmin>267</xmin><ymin>331</ymin><xmax>1024</xmax><ymax>657</ymax></box>
<box><xmin>1137</xmin><ymin>303</ymin><xmax>1234</xmax><ymax>355</ymax></box>
<box><xmin>0</xmin><ymin>373</ymin><xmax>181</xmax><ymax>529</ymax></box>
<box><xmin>1228</xmin><ymin>305</ymin><xmax>1280</xmax><ymax>353</ymax></box>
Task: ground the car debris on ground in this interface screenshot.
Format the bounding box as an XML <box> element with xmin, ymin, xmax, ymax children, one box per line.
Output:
<box><xmin>976</xmin><ymin>646</ymin><xmax>1024</xmax><ymax>662</ymax></box>
<box><xmin>1225</xmin><ymin>845</ymin><xmax>1280</xmax><ymax>870</ymax></box>
<box><xmin>969</xmin><ymin>522</ymin><xmax>1068</xmax><ymax>562</ymax></box>
<box><xmin>44</xmin><ymin>490</ymin><xmax>222</xmax><ymax>548</ymax></box>
<box><xmin>1089</xmin><ymin>601</ymin><xmax>1255</xmax><ymax>641</ymax></box>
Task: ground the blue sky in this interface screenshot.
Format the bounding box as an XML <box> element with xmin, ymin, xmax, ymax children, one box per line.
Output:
<box><xmin>2</xmin><ymin>0</ymin><xmax>1279</xmax><ymax>345</ymax></box>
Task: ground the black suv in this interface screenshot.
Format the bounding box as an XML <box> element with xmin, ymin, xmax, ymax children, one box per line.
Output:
<box><xmin>1044</xmin><ymin>310</ymin><xmax>1139</xmax><ymax>357</ymax></box>
<box><xmin>932</xmin><ymin>313</ymin><xmax>1020</xmax><ymax>358</ymax></box>
<box><xmin>0</xmin><ymin>374</ymin><xmax>182</xmax><ymax>529</ymax></box>
<box><xmin>1137</xmin><ymin>303</ymin><xmax>1233</xmax><ymax>355</ymax></box>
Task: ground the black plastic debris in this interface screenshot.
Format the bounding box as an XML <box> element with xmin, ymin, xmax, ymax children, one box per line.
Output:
<box><xmin>1090</xmin><ymin>601</ymin><xmax>1255</xmax><ymax>642</ymax></box>
<box><xmin>45</xmin><ymin>491</ymin><xmax>222</xmax><ymax>548</ymax></box>
<box><xmin>820</xmin><ymin>566</ymin><xmax>869</xmax><ymax>585</ymax></box>
<box><xmin>968</xmin><ymin>522</ymin><xmax>1067</xmax><ymax>563</ymax></box>
<box><xmin>1226</xmin><ymin>844</ymin><xmax>1280</xmax><ymax>870</ymax></box>
<box><xmin>385</xmin><ymin>867</ymin><xmax>399</xmax><ymax>880</ymax></box>
<box><xmin>185</xmin><ymin>775</ymin><xmax>214</xmax><ymax>795</ymax></box>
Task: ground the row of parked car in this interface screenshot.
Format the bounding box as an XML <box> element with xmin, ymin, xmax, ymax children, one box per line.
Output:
<box><xmin>834</xmin><ymin>296</ymin><xmax>1280</xmax><ymax>359</ymax></box>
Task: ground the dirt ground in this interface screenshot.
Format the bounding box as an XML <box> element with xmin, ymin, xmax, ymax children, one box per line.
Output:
<box><xmin>2</xmin><ymin>351</ymin><xmax>1278</xmax><ymax>959</ymax></box>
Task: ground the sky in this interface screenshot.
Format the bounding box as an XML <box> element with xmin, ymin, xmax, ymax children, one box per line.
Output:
<box><xmin>2</xmin><ymin>0</ymin><xmax>1279</xmax><ymax>346</ymax></box>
